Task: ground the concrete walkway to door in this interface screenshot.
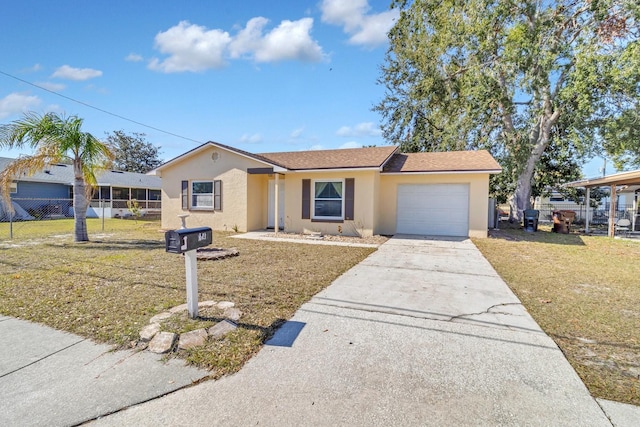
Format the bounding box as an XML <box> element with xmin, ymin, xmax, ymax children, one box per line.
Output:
<box><xmin>92</xmin><ymin>235</ymin><xmax>631</xmax><ymax>426</ymax></box>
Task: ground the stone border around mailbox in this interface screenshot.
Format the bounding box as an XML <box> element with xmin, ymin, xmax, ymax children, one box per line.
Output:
<box><xmin>140</xmin><ymin>300</ymin><xmax>242</xmax><ymax>354</ymax></box>
<box><xmin>195</xmin><ymin>247</ymin><xmax>239</xmax><ymax>261</ymax></box>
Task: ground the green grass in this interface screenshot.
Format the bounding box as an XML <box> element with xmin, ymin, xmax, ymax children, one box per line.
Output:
<box><xmin>473</xmin><ymin>224</ymin><xmax>640</xmax><ymax>406</ymax></box>
<box><xmin>0</xmin><ymin>219</ymin><xmax>375</xmax><ymax>378</ymax></box>
<box><xmin>3</xmin><ymin>218</ymin><xmax>638</xmax><ymax>403</ymax></box>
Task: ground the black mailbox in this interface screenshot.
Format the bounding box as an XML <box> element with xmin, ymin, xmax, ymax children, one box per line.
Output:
<box><xmin>165</xmin><ymin>227</ymin><xmax>212</xmax><ymax>254</ymax></box>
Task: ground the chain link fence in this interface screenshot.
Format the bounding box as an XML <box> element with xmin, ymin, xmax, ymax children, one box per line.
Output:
<box><xmin>535</xmin><ymin>203</ymin><xmax>635</xmax><ymax>226</ymax></box>
<box><xmin>0</xmin><ymin>197</ymin><xmax>161</xmax><ymax>240</ymax></box>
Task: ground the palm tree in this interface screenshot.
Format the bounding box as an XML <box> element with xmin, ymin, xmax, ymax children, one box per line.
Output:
<box><xmin>0</xmin><ymin>112</ymin><xmax>113</xmax><ymax>242</ymax></box>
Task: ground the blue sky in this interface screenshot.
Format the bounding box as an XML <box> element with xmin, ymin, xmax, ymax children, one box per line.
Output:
<box><xmin>0</xmin><ymin>0</ymin><xmax>606</xmax><ymax>177</ymax></box>
<box><xmin>0</xmin><ymin>0</ymin><xmax>397</xmax><ymax>161</ymax></box>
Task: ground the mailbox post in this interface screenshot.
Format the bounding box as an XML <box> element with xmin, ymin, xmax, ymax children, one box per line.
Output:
<box><xmin>165</xmin><ymin>227</ymin><xmax>212</xmax><ymax>319</ymax></box>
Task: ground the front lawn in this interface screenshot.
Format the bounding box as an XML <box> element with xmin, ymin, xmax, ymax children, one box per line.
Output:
<box><xmin>0</xmin><ymin>219</ymin><xmax>375</xmax><ymax>378</ymax></box>
<box><xmin>473</xmin><ymin>226</ymin><xmax>640</xmax><ymax>406</ymax></box>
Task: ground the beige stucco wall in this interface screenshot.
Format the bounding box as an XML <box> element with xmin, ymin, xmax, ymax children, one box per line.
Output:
<box><xmin>283</xmin><ymin>170</ymin><xmax>378</xmax><ymax>237</ymax></box>
<box><xmin>159</xmin><ymin>146</ymin><xmax>268</xmax><ymax>231</ymax></box>
<box><xmin>378</xmin><ymin>173</ymin><xmax>491</xmax><ymax>238</ymax></box>
<box><xmin>247</xmin><ymin>174</ymin><xmax>268</xmax><ymax>231</ymax></box>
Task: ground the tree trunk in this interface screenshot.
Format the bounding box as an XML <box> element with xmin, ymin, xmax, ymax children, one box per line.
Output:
<box><xmin>508</xmin><ymin>112</ymin><xmax>558</xmax><ymax>222</ymax></box>
<box><xmin>73</xmin><ymin>164</ymin><xmax>89</xmax><ymax>242</ymax></box>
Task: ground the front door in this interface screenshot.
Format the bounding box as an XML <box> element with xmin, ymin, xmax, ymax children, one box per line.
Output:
<box><xmin>267</xmin><ymin>179</ymin><xmax>285</xmax><ymax>229</ymax></box>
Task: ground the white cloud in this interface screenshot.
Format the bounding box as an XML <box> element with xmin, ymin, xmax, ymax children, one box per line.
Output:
<box><xmin>150</xmin><ymin>17</ymin><xmax>324</xmax><ymax>73</ymax></box>
<box><xmin>149</xmin><ymin>21</ymin><xmax>232</xmax><ymax>72</ymax></box>
<box><xmin>309</xmin><ymin>144</ymin><xmax>325</xmax><ymax>151</ymax></box>
<box><xmin>339</xmin><ymin>141</ymin><xmax>362</xmax><ymax>149</ymax></box>
<box><xmin>253</xmin><ymin>18</ymin><xmax>324</xmax><ymax>63</ymax></box>
<box><xmin>36</xmin><ymin>81</ymin><xmax>66</xmax><ymax>91</ymax></box>
<box><xmin>239</xmin><ymin>133</ymin><xmax>263</xmax><ymax>144</ymax></box>
<box><xmin>51</xmin><ymin>65</ymin><xmax>103</xmax><ymax>81</ymax></box>
<box><xmin>336</xmin><ymin>122</ymin><xmax>380</xmax><ymax>137</ymax></box>
<box><xmin>23</xmin><ymin>64</ymin><xmax>42</xmax><ymax>72</ymax></box>
<box><xmin>290</xmin><ymin>127</ymin><xmax>304</xmax><ymax>139</ymax></box>
<box><xmin>320</xmin><ymin>0</ymin><xmax>398</xmax><ymax>48</ymax></box>
<box><xmin>0</xmin><ymin>93</ymin><xmax>41</xmax><ymax>119</ymax></box>
<box><xmin>125</xmin><ymin>53</ymin><xmax>144</xmax><ymax>62</ymax></box>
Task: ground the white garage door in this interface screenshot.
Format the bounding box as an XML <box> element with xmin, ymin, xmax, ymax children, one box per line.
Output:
<box><xmin>396</xmin><ymin>184</ymin><xmax>469</xmax><ymax>236</ymax></box>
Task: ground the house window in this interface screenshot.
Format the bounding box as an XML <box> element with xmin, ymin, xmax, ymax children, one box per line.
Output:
<box><xmin>190</xmin><ymin>180</ymin><xmax>222</xmax><ymax>210</ymax></box>
<box><xmin>313</xmin><ymin>180</ymin><xmax>343</xmax><ymax>219</ymax></box>
<box><xmin>192</xmin><ymin>181</ymin><xmax>213</xmax><ymax>208</ymax></box>
<box><xmin>112</xmin><ymin>187</ymin><xmax>129</xmax><ymax>200</ymax></box>
<box><xmin>10</xmin><ymin>181</ymin><xmax>17</xmax><ymax>194</ymax></box>
<box><xmin>132</xmin><ymin>188</ymin><xmax>147</xmax><ymax>200</ymax></box>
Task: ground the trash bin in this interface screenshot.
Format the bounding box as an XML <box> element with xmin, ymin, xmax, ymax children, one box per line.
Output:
<box><xmin>523</xmin><ymin>209</ymin><xmax>539</xmax><ymax>232</ymax></box>
<box><xmin>552</xmin><ymin>210</ymin><xmax>575</xmax><ymax>234</ymax></box>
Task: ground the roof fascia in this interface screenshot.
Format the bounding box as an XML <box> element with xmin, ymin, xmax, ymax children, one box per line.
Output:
<box><xmin>382</xmin><ymin>169</ymin><xmax>502</xmax><ymax>175</ymax></box>
<box><xmin>285</xmin><ymin>167</ymin><xmax>381</xmax><ymax>173</ymax></box>
<box><xmin>154</xmin><ymin>141</ymin><xmax>286</xmax><ymax>175</ymax></box>
<box><xmin>566</xmin><ymin>170</ymin><xmax>640</xmax><ymax>188</ymax></box>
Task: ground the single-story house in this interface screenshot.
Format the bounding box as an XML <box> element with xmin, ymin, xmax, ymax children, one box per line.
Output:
<box><xmin>0</xmin><ymin>157</ymin><xmax>162</xmax><ymax>220</ymax></box>
<box><xmin>153</xmin><ymin>142</ymin><xmax>501</xmax><ymax>238</ymax></box>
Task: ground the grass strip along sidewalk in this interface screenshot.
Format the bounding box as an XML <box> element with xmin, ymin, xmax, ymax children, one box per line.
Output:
<box><xmin>0</xmin><ymin>219</ymin><xmax>375</xmax><ymax>378</ymax></box>
<box><xmin>473</xmin><ymin>226</ymin><xmax>640</xmax><ymax>406</ymax></box>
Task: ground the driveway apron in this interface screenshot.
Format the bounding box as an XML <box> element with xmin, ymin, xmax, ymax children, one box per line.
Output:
<box><xmin>92</xmin><ymin>235</ymin><xmax>611</xmax><ymax>426</ymax></box>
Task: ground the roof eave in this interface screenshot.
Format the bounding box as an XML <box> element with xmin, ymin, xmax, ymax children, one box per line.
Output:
<box><xmin>154</xmin><ymin>141</ymin><xmax>286</xmax><ymax>174</ymax></box>
<box><xmin>566</xmin><ymin>170</ymin><xmax>640</xmax><ymax>188</ymax></box>
<box><xmin>285</xmin><ymin>166</ymin><xmax>382</xmax><ymax>173</ymax></box>
<box><xmin>382</xmin><ymin>169</ymin><xmax>502</xmax><ymax>175</ymax></box>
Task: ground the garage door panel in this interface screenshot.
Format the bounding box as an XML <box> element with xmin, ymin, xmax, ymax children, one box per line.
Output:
<box><xmin>396</xmin><ymin>184</ymin><xmax>469</xmax><ymax>237</ymax></box>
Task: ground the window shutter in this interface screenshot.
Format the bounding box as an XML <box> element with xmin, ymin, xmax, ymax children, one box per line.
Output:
<box><xmin>345</xmin><ymin>178</ymin><xmax>354</xmax><ymax>220</ymax></box>
<box><xmin>214</xmin><ymin>180</ymin><xmax>222</xmax><ymax>211</ymax></box>
<box><xmin>302</xmin><ymin>179</ymin><xmax>310</xmax><ymax>219</ymax></box>
<box><xmin>181</xmin><ymin>180</ymin><xmax>188</xmax><ymax>210</ymax></box>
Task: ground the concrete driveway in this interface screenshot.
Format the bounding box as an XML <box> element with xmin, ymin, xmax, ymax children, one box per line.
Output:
<box><xmin>91</xmin><ymin>235</ymin><xmax>623</xmax><ymax>426</ymax></box>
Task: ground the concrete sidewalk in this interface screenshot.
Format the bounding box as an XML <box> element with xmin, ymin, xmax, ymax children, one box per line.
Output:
<box><xmin>0</xmin><ymin>316</ymin><xmax>209</xmax><ymax>426</ymax></box>
<box><xmin>89</xmin><ymin>235</ymin><xmax>638</xmax><ymax>426</ymax></box>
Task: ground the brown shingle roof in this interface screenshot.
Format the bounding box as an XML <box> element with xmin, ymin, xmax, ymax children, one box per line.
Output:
<box><xmin>383</xmin><ymin>150</ymin><xmax>501</xmax><ymax>173</ymax></box>
<box><xmin>258</xmin><ymin>145</ymin><xmax>399</xmax><ymax>170</ymax></box>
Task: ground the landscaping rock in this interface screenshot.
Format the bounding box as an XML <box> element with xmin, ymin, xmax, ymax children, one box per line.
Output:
<box><xmin>196</xmin><ymin>247</ymin><xmax>239</xmax><ymax>260</ymax></box>
<box><xmin>224</xmin><ymin>307</ymin><xmax>243</xmax><ymax>322</ymax></box>
<box><xmin>169</xmin><ymin>304</ymin><xmax>188</xmax><ymax>314</ymax></box>
<box><xmin>139</xmin><ymin>323</ymin><xmax>161</xmax><ymax>341</ymax></box>
<box><xmin>149</xmin><ymin>311</ymin><xmax>172</xmax><ymax>324</ymax></box>
<box><xmin>148</xmin><ymin>332</ymin><xmax>177</xmax><ymax>354</ymax></box>
<box><xmin>217</xmin><ymin>301</ymin><xmax>235</xmax><ymax>310</ymax></box>
<box><xmin>208</xmin><ymin>320</ymin><xmax>237</xmax><ymax>339</ymax></box>
<box><xmin>178</xmin><ymin>329</ymin><xmax>208</xmax><ymax>350</ymax></box>
<box><xmin>198</xmin><ymin>300</ymin><xmax>217</xmax><ymax>309</ymax></box>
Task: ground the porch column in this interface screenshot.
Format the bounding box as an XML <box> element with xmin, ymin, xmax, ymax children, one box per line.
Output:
<box><xmin>274</xmin><ymin>174</ymin><xmax>280</xmax><ymax>235</ymax></box>
<box><xmin>608</xmin><ymin>184</ymin><xmax>617</xmax><ymax>237</ymax></box>
<box><xmin>633</xmin><ymin>193</ymin><xmax>638</xmax><ymax>232</ymax></box>
<box><xmin>585</xmin><ymin>187</ymin><xmax>591</xmax><ymax>234</ymax></box>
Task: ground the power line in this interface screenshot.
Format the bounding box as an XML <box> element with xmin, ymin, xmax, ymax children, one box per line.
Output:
<box><xmin>0</xmin><ymin>69</ymin><xmax>204</xmax><ymax>144</ymax></box>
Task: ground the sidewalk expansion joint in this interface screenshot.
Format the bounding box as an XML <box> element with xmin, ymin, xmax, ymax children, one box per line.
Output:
<box><xmin>0</xmin><ymin>338</ymin><xmax>86</xmax><ymax>379</ymax></box>
<box><xmin>361</xmin><ymin>263</ymin><xmax>499</xmax><ymax>278</ymax></box>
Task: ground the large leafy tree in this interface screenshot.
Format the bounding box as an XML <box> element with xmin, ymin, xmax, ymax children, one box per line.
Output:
<box><xmin>0</xmin><ymin>112</ymin><xmax>113</xmax><ymax>242</ymax></box>
<box><xmin>106</xmin><ymin>130</ymin><xmax>162</xmax><ymax>173</ymax></box>
<box><xmin>375</xmin><ymin>0</ymin><xmax>640</xmax><ymax>221</ymax></box>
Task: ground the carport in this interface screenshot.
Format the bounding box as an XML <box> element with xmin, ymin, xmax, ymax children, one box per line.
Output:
<box><xmin>566</xmin><ymin>169</ymin><xmax>640</xmax><ymax>236</ymax></box>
